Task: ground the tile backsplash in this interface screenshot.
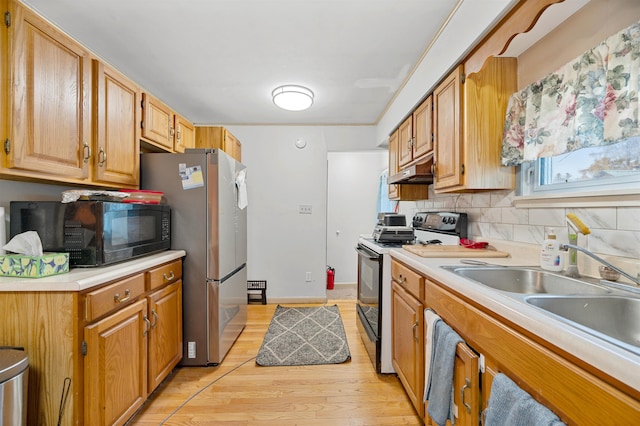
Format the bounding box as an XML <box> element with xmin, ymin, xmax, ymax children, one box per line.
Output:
<box><xmin>399</xmin><ymin>188</ymin><xmax>640</xmax><ymax>260</ymax></box>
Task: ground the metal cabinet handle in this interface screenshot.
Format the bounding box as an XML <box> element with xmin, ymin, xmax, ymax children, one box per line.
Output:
<box><xmin>114</xmin><ymin>289</ymin><xmax>131</xmax><ymax>303</ymax></box>
<box><xmin>461</xmin><ymin>377</ymin><xmax>472</xmax><ymax>414</ymax></box>
<box><xmin>98</xmin><ymin>147</ymin><xmax>107</xmax><ymax>167</ymax></box>
<box><xmin>162</xmin><ymin>271</ymin><xmax>175</xmax><ymax>282</ymax></box>
<box><xmin>143</xmin><ymin>315</ymin><xmax>151</xmax><ymax>336</ymax></box>
<box><xmin>398</xmin><ymin>273</ymin><xmax>405</xmax><ymax>284</ymax></box>
<box><xmin>150</xmin><ymin>309</ymin><xmax>159</xmax><ymax>329</ymax></box>
<box><xmin>169</xmin><ymin>126</ymin><xmax>175</xmax><ymax>138</ymax></box>
<box><xmin>83</xmin><ymin>143</ymin><xmax>91</xmax><ymax>163</ymax></box>
<box><xmin>412</xmin><ymin>320</ymin><xmax>419</xmax><ymax>342</ymax></box>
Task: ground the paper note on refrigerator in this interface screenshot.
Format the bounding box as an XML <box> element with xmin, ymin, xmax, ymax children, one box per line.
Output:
<box><xmin>180</xmin><ymin>164</ymin><xmax>204</xmax><ymax>190</ymax></box>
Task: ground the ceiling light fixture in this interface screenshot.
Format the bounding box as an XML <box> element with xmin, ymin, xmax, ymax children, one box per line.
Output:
<box><xmin>272</xmin><ymin>85</ymin><xmax>314</xmax><ymax>111</ymax></box>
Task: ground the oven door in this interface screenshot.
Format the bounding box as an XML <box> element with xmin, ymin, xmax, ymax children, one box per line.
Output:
<box><xmin>355</xmin><ymin>243</ymin><xmax>382</xmax><ymax>371</ymax></box>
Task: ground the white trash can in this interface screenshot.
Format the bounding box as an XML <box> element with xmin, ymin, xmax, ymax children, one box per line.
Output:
<box><xmin>0</xmin><ymin>349</ymin><xmax>29</xmax><ymax>426</ymax></box>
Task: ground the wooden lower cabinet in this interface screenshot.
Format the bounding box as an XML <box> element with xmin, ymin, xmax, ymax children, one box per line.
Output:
<box><xmin>83</xmin><ymin>279</ymin><xmax>182</xmax><ymax>426</ymax></box>
<box><xmin>391</xmin><ymin>258</ymin><xmax>640</xmax><ymax>424</ymax></box>
<box><xmin>451</xmin><ymin>343</ymin><xmax>480</xmax><ymax>426</ymax></box>
<box><xmin>0</xmin><ymin>258</ymin><xmax>183</xmax><ymax>426</ymax></box>
<box><xmin>147</xmin><ymin>280</ymin><xmax>183</xmax><ymax>391</ymax></box>
<box><xmin>84</xmin><ymin>299</ymin><xmax>149</xmax><ymax>426</ymax></box>
<box><xmin>391</xmin><ymin>282</ymin><xmax>424</xmax><ymax>417</ymax></box>
<box><xmin>423</xmin><ymin>338</ymin><xmax>480</xmax><ymax>426</ymax></box>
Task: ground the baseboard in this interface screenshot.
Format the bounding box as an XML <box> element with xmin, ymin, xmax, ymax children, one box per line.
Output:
<box><xmin>267</xmin><ymin>297</ymin><xmax>328</xmax><ymax>304</ymax></box>
<box><xmin>330</xmin><ymin>283</ymin><xmax>356</xmax><ymax>288</ymax></box>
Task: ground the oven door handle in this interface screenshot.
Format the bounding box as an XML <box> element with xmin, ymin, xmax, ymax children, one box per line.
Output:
<box><xmin>355</xmin><ymin>246</ymin><xmax>379</xmax><ymax>260</ymax></box>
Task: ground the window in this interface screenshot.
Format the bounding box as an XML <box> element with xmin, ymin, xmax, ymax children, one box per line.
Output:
<box><xmin>519</xmin><ymin>136</ymin><xmax>640</xmax><ymax>199</ymax></box>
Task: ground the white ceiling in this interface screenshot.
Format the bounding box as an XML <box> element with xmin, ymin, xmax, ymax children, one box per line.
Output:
<box><xmin>19</xmin><ymin>0</ymin><xmax>586</xmax><ymax>127</ymax></box>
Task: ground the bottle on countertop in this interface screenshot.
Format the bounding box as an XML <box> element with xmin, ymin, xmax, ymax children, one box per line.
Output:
<box><xmin>540</xmin><ymin>228</ymin><xmax>564</xmax><ymax>272</ymax></box>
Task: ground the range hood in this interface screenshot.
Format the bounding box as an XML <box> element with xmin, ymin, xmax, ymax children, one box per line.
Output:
<box><xmin>388</xmin><ymin>153</ymin><xmax>434</xmax><ymax>184</ymax></box>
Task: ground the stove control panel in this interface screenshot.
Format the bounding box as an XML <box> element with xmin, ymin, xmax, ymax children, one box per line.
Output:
<box><xmin>412</xmin><ymin>212</ymin><xmax>468</xmax><ymax>237</ymax></box>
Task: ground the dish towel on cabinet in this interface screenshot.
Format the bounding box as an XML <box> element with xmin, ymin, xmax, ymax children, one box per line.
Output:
<box><xmin>423</xmin><ymin>308</ymin><xmax>441</xmax><ymax>403</ymax></box>
<box><xmin>484</xmin><ymin>373</ymin><xmax>566</xmax><ymax>426</ymax></box>
<box><xmin>424</xmin><ymin>319</ymin><xmax>463</xmax><ymax>426</ymax></box>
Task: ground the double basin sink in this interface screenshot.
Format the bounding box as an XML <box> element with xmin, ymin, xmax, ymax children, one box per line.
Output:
<box><xmin>441</xmin><ymin>265</ymin><xmax>640</xmax><ymax>355</ymax></box>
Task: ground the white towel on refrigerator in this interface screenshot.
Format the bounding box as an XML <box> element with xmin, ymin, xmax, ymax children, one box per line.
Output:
<box><xmin>235</xmin><ymin>169</ymin><xmax>248</xmax><ymax>209</ymax></box>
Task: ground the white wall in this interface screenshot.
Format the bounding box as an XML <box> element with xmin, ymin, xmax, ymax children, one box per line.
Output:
<box><xmin>327</xmin><ymin>151</ymin><xmax>387</xmax><ymax>285</ymax></box>
<box><xmin>226</xmin><ymin>125</ymin><xmax>377</xmax><ymax>302</ymax></box>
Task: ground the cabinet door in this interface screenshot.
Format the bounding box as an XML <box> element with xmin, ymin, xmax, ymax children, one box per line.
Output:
<box><xmin>225</xmin><ymin>131</ymin><xmax>242</xmax><ymax>162</ymax></box>
<box><xmin>392</xmin><ymin>282</ymin><xmax>424</xmax><ymax>417</ymax></box>
<box><xmin>141</xmin><ymin>93</ymin><xmax>174</xmax><ymax>150</ymax></box>
<box><xmin>5</xmin><ymin>2</ymin><xmax>90</xmax><ymax>180</ymax></box>
<box><xmin>194</xmin><ymin>126</ymin><xmax>224</xmax><ymax>149</ymax></box>
<box><xmin>398</xmin><ymin>115</ymin><xmax>414</xmax><ymax>167</ymax></box>
<box><xmin>452</xmin><ymin>343</ymin><xmax>480</xmax><ymax>426</ymax></box>
<box><xmin>174</xmin><ymin>114</ymin><xmax>195</xmax><ymax>153</ymax></box>
<box><xmin>413</xmin><ymin>96</ymin><xmax>433</xmax><ymax>159</ymax></box>
<box><xmin>84</xmin><ymin>299</ymin><xmax>148</xmax><ymax>426</ymax></box>
<box><xmin>93</xmin><ymin>60</ymin><xmax>140</xmax><ymax>186</ymax></box>
<box><xmin>148</xmin><ymin>280</ymin><xmax>183</xmax><ymax>392</ymax></box>
<box><xmin>433</xmin><ymin>66</ymin><xmax>463</xmax><ymax>190</ymax></box>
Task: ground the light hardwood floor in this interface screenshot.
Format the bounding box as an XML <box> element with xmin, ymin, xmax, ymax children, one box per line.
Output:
<box><xmin>128</xmin><ymin>299</ymin><xmax>421</xmax><ymax>425</ymax></box>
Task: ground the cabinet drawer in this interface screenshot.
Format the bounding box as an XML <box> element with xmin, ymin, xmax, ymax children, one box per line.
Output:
<box><xmin>146</xmin><ymin>259</ymin><xmax>182</xmax><ymax>291</ymax></box>
<box><xmin>85</xmin><ymin>274</ymin><xmax>145</xmax><ymax>321</ymax></box>
<box><xmin>391</xmin><ymin>261</ymin><xmax>424</xmax><ymax>300</ymax></box>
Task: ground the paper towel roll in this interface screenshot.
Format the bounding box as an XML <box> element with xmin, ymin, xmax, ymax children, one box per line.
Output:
<box><xmin>0</xmin><ymin>206</ymin><xmax>6</xmax><ymax>255</ymax></box>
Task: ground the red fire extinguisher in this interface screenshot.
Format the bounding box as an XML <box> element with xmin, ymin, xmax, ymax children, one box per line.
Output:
<box><xmin>326</xmin><ymin>266</ymin><xmax>335</xmax><ymax>290</ymax></box>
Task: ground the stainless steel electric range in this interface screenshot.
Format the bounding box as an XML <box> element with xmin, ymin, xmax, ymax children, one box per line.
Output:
<box><xmin>355</xmin><ymin>211</ymin><xmax>467</xmax><ymax>373</ymax></box>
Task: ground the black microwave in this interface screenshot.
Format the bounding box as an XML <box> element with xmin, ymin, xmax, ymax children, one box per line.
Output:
<box><xmin>10</xmin><ymin>201</ymin><xmax>171</xmax><ymax>267</ymax></box>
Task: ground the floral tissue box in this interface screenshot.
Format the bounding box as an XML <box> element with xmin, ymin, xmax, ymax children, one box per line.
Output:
<box><xmin>0</xmin><ymin>253</ymin><xmax>70</xmax><ymax>278</ymax></box>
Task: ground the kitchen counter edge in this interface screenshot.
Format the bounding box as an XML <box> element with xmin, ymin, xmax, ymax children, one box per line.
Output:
<box><xmin>0</xmin><ymin>250</ymin><xmax>187</xmax><ymax>292</ymax></box>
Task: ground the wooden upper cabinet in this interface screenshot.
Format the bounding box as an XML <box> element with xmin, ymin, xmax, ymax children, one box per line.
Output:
<box><xmin>224</xmin><ymin>130</ymin><xmax>242</xmax><ymax>162</ymax></box>
<box><xmin>195</xmin><ymin>126</ymin><xmax>242</xmax><ymax>162</ymax></box>
<box><xmin>2</xmin><ymin>1</ymin><xmax>91</xmax><ymax>181</ymax></box>
<box><xmin>433</xmin><ymin>59</ymin><xmax>516</xmax><ymax>193</ymax></box>
<box><xmin>398</xmin><ymin>115</ymin><xmax>413</xmax><ymax>167</ymax></box>
<box><xmin>141</xmin><ymin>93</ymin><xmax>195</xmax><ymax>153</ymax></box>
<box><xmin>174</xmin><ymin>113</ymin><xmax>195</xmax><ymax>153</ymax></box>
<box><xmin>399</xmin><ymin>96</ymin><xmax>433</xmax><ymax>169</ymax></box>
<box><xmin>141</xmin><ymin>93</ymin><xmax>174</xmax><ymax>150</ymax></box>
<box><xmin>412</xmin><ymin>96</ymin><xmax>433</xmax><ymax>160</ymax></box>
<box><xmin>93</xmin><ymin>60</ymin><xmax>140</xmax><ymax>187</ymax></box>
<box><xmin>388</xmin><ymin>128</ymin><xmax>428</xmax><ymax>201</ymax></box>
<box><xmin>433</xmin><ymin>66</ymin><xmax>463</xmax><ymax>191</ymax></box>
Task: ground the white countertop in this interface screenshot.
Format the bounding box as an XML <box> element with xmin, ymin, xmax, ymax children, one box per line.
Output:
<box><xmin>0</xmin><ymin>250</ymin><xmax>186</xmax><ymax>292</ymax></box>
<box><xmin>389</xmin><ymin>246</ymin><xmax>640</xmax><ymax>393</ymax></box>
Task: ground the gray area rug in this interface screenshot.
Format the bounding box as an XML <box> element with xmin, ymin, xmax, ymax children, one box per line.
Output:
<box><xmin>256</xmin><ymin>305</ymin><xmax>351</xmax><ymax>366</ymax></box>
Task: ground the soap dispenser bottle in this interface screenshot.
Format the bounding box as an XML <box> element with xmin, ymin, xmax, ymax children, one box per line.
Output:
<box><xmin>540</xmin><ymin>228</ymin><xmax>564</xmax><ymax>272</ymax></box>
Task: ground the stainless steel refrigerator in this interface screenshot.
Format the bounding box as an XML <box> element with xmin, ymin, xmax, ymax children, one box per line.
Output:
<box><xmin>141</xmin><ymin>149</ymin><xmax>247</xmax><ymax>366</ymax></box>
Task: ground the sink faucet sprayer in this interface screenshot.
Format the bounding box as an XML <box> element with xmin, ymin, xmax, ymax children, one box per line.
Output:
<box><xmin>562</xmin><ymin>213</ymin><xmax>640</xmax><ymax>286</ymax></box>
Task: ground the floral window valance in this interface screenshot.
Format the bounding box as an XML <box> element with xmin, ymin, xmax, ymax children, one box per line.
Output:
<box><xmin>501</xmin><ymin>19</ymin><xmax>640</xmax><ymax>166</ymax></box>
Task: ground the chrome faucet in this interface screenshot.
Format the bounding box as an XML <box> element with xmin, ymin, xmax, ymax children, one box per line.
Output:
<box><xmin>560</xmin><ymin>243</ymin><xmax>640</xmax><ymax>286</ymax></box>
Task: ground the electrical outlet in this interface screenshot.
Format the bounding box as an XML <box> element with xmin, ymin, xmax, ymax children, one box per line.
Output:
<box><xmin>299</xmin><ymin>204</ymin><xmax>312</xmax><ymax>214</ymax></box>
<box><xmin>187</xmin><ymin>341</ymin><xmax>196</xmax><ymax>358</ymax></box>
<box><xmin>305</xmin><ymin>272</ymin><xmax>312</xmax><ymax>282</ymax></box>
